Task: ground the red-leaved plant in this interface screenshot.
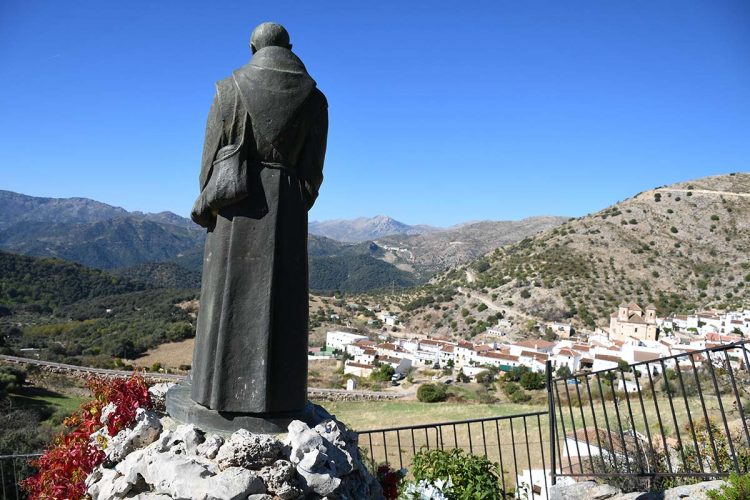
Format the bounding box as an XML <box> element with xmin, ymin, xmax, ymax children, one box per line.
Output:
<box><xmin>21</xmin><ymin>373</ymin><xmax>152</xmax><ymax>499</ymax></box>
<box><xmin>376</xmin><ymin>463</ymin><xmax>406</xmax><ymax>499</ymax></box>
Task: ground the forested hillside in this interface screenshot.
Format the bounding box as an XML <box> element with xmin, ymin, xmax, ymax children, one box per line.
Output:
<box><xmin>310</xmin><ymin>254</ymin><xmax>417</xmax><ymax>293</ymax></box>
<box><xmin>0</xmin><ymin>251</ymin><xmax>145</xmax><ymax>312</ymax></box>
<box><xmin>0</xmin><ymin>251</ymin><xmax>196</xmax><ymax>367</ymax></box>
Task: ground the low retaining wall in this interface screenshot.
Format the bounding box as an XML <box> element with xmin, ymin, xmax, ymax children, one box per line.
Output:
<box><xmin>1</xmin><ymin>354</ymin><xmax>402</xmax><ymax>401</ymax></box>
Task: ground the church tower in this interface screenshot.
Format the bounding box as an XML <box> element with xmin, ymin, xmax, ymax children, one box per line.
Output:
<box><xmin>618</xmin><ymin>303</ymin><xmax>629</xmax><ymax>322</ymax></box>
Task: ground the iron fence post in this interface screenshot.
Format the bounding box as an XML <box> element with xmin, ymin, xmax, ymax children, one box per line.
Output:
<box><xmin>546</xmin><ymin>360</ymin><xmax>556</xmax><ymax>486</ymax></box>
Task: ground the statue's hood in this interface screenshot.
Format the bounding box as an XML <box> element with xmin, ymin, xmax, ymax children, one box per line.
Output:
<box><xmin>233</xmin><ymin>46</ymin><xmax>316</xmax><ymax>150</ymax></box>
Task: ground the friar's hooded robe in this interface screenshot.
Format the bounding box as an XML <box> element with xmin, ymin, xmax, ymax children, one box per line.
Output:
<box><xmin>190</xmin><ymin>45</ymin><xmax>327</xmax><ymax>413</ymax></box>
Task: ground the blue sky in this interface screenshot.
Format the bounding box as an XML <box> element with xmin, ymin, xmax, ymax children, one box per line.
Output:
<box><xmin>1</xmin><ymin>0</ymin><xmax>748</xmax><ymax>227</ymax></box>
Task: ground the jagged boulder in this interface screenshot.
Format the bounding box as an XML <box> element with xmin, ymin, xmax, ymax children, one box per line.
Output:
<box><xmin>287</xmin><ymin>419</ymin><xmax>382</xmax><ymax>499</ymax></box>
<box><xmin>216</xmin><ymin>429</ymin><xmax>284</xmax><ymax>470</ymax></box>
<box><xmin>106</xmin><ymin>408</ymin><xmax>163</xmax><ymax>462</ymax></box>
<box><xmin>86</xmin><ymin>417</ymin><xmax>382</xmax><ymax>500</ymax></box>
<box><xmin>259</xmin><ymin>460</ymin><xmax>303</xmax><ymax>499</ymax></box>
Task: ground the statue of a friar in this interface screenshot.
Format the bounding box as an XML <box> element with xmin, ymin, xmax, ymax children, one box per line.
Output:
<box><xmin>188</xmin><ymin>22</ymin><xmax>327</xmax><ymax>416</ymax></box>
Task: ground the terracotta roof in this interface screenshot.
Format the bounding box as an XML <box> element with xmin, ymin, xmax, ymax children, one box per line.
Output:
<box><xmin>482</xmin><ymin>352</ymin><xmax>519</xmax><ymax>362</ymax></box>
<box><xmin>440</xmin><ymin>345</ymin><xmax>455</xmax><ymax>353</ymax></box>
<box><xmin>557</xmin><ymin>348</ymin><xmax>581</xmax><ymax>357</ymax></box>
<box><xmin>381</xmin><ymin>356</ymin><xmax>403</xmax><ymax>364</ymax></box>
<box><xmin>626</xmin><ymin>314</ymin><xmax>646</xmax><ymax>325</ymax></box>
<box><xmin>645</xmin><ymin>303</ymin><xmax>657</xmax><ymax>310</ymax></box>
<box><xmin>705</xmin><ymin>332</ymin><xmax>740</xmax><ymax>342</ymax></box>
<box><xmin>627</xmin><ymin>302</ymin><xmax>643</xmax><ymax>312</ymax></box>
<box><xmin>345</xmin><ymin>362</ymin><xmax>374</xmax><ymax>369</ymax></box>
<box><xmin>514</xmin><ymin>339</ymin><xmax>555</xmax><ymax>349</ymax></box>
<box><xmin>632</xmin><ymin>350</ymin><xmax>661</xmax><ymax>362</ymax></box>
<box><xmin>595</xmin><ymin>353</ymin><xmax>622</xmax><ymax>363</ymax></box>
<box><xmin>376</xmin><ymin>343</ymin><xmax>406</xmax><ymax>353</ymax></box>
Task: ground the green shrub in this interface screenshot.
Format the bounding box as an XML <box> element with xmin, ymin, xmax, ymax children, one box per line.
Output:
<box><xmin>706</xmin><ymin>474</ymin><xmax>750</xmax><ymax>499</ymax></box>
<box><xmin>0</xmin><ymin>365</ymin><xmax>26</xmax><ymax>398</ymax></box>
<box><xmin>476</xmin><ymin>370</ymin><xmax>495</xmax><ymax>387</ymax></box>
<box><xmin>555</xmin><ymin>365</ymin><xmax>572</xmax><ymax>379</ymax></box>
<box><xmin>520</xmin><ymin>371</ymin><xmax>545</xmax><ymax>390</ymax></box>
<box><xmin>417</xmin><ymin>383</ymin><xmax>448</xmax><ymax>403</ymax></box>
<box><xmin>510</xmin><ymin>390</ymin><xmax>532</xmax><ymax>403</ymax></box>
<box><xmin>670</xmin><ymin>226</ymin><xmax>678</xmax><ymax>233</ymax></box>
<box><xmin>370</xmin><ymin>363</ymin><xmax>395</xmax><ymax>382</ymax></box>
<box><xmin>503</xmin><ymin>381</ymin><xmax>520</xmax><ymax>395</ymax></box>
<box><xmin>410</xmin><ymin>448</ymin><xmax>504</xmax><ymax>499</ymax></box>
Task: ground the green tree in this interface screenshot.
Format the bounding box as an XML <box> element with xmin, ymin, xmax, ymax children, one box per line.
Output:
<box><xmin>476</xmin><ymin>370</ymin><xmax>496</xmax><ymax>387</ymax></box>
<box><xmin>555</xmin><ymin>365</ymin><xmax>572</xmax><ymax>379</ymax></box>
<box><xmin>369</xmin><ymin>363</ymin><xmax>395</xmax><ymax>382</ymax></box>
<box><xmin>520</xmin><ymin>371</ymin><xmax>545</xmax><ymax>390</ymax></box>
<box><xmin>417</xmin><ymin>383</ymin><xmax>448</xmax><ymax>403</ymax></box>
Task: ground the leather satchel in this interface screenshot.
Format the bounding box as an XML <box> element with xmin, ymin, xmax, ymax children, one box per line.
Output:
<box><xmin>198</xmin><ymin>77</ymin><xmax>250</xmax><ymax>215</ymax></box>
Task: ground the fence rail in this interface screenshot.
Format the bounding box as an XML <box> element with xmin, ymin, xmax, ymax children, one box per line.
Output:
<box><xmin>549</xmin><ymin>340</ymin><xmax>750</xmax><ymax>492</ymax></box>
<box><xmin>5</xmin><ymin>340</ymin><xmax>750</xmax><ymax>499</ymax></box>
<box><xmin>359</xmin><ymin>410</ymin><xmax>551</xmax><ymax>498</ymax></box>
<box><xmin>0</xmin><ymin>454</ymin><xmax>41</xmax><ymax>500</ymax></box>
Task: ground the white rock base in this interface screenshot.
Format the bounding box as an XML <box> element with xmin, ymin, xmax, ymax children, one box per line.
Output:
<box><xmin>85</xmin><ymin>411</ymin><xmax>383</xmax><ymax>500</ymax></box>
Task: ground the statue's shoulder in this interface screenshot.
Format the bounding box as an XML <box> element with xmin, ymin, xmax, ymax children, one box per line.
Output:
<box><xmin>215</xmin><ymin>76</ymin><xmax>238</xmax><ymax>109</ymax></box>
<box><xmin>309</xmin><ymin>87</ymin><xmax>328</xmax><ymax>109</ymax></box>
<box><xmin>211</xmin><ymin>75</ymin><xmax>242</xmax><ymax>124</ymax></box>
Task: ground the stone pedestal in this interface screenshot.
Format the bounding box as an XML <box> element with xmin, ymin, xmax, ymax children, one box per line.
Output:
<box><xmin>166</xmin><ymin>381</ymin><xmax>332</xmax><ymax>434</ymax></box>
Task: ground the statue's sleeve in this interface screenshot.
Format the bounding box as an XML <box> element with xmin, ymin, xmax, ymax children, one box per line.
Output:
<box><xmin>298</xmin><ymin>90</ymin><xmax>328</xmax><ymax>210</ymax></box>
<box><xmin>198</xmin><ymin>91</ymin><xmax>225</xmax><ymax>191</ymax></box>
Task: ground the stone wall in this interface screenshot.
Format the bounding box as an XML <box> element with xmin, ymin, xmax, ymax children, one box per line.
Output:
<box><xmin>549</xmin><ymin>479</ymin><xmax>727</xmax><ymax>500</ymax></box>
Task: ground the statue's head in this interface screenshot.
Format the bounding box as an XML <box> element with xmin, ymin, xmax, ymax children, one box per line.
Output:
<box><xmin>250</xmin><ymin>22</ymin><xmax>291</xmax><ymax>54</ymax></box>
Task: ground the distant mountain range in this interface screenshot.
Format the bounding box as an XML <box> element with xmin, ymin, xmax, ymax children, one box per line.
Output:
<box><xmin>0</xmin><ymin>190</ymin><xmax>565</xmax><ymax>292</ymax></box>
<box><xmin>308</xmin><ymin>215</ymin><xmax>439</xmax><ymax>242</ymax></box>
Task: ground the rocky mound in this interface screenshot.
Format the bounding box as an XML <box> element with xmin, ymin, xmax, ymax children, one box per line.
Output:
<box><xmin>85</xmin><ymin>403</ymin><xmax>382</xmax><ymax>500</ymax></box>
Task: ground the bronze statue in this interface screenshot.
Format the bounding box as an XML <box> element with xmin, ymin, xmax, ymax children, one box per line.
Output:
<box><xmin>187</xmin><ymin>22</ymin><xmax>328</xmax><ymax>416</ymax></box>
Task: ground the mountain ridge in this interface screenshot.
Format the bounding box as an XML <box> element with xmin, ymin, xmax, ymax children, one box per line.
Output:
<box><xmin>0</xmin><ymin>189</ymin><xmax>568</xmax><ymax>292</ymax></box>
<box><xmin>395</xmin><ymin>172</ymin><xmax>750</xmax><ymax>338</ymax></box>
<box><xmin>308</xmin><ymin>214</ymin><xmax>440</xmax><ymax>242</ymax></box>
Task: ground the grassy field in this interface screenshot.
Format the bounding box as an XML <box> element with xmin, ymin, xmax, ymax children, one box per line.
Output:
<box><xmin>318</xmin><ymin>399</ymin><xmax>545</xmax><ymax>430</ymax></box>
<box><xmin>11</xmin><ymin>387</ymin><xmax>86</xmax><ymax>416</ymax></box>
<box><xmin>317</xmin><ymin>382</ymin><xmax>749</xmax><ymax>491</ymax></box>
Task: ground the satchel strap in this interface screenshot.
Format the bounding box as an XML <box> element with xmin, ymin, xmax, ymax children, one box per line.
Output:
<box><xmin>229</xmin><ymin>74</ymin><xmax>249</xmax><ymax>151</ymax></box>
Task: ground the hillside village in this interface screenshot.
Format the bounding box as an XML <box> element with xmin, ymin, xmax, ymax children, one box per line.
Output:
<box><xmin>327</xmin><ymin>303</ymin><xmax>750</xmax><ymax>382</ymax></box>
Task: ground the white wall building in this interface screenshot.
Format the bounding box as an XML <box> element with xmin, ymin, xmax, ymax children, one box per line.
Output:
<box><xmin>326</xmin><ymin>331</ymin><xmax>368</xmax><ymax>352</ymax></box>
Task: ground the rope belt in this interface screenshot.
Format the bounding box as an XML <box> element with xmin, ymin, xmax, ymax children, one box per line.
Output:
<box><xmin>260</xmin><ymin>161</ymin><xmax>297</xmax><ymax>178</ymax></box>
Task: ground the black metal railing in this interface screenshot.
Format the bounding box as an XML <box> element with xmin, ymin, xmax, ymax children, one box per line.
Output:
<box><xmin>5</xmin><ymin>340</ymin><xmax>750</xmax><ymax>499</ymax></box>
<box><xmin>0</xmin><ymin>454</ymin><xmax>40</xmax><ymax>500</ymax></box>
<box><xmin>358</xmin><ymin>410</ymin><xmax>551</xmax><ymax>498</ymax></box>
<box><xmin>549</xmin><ymin>340</ymin><xmax>750</xmax><ymax>491</ymax></box>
